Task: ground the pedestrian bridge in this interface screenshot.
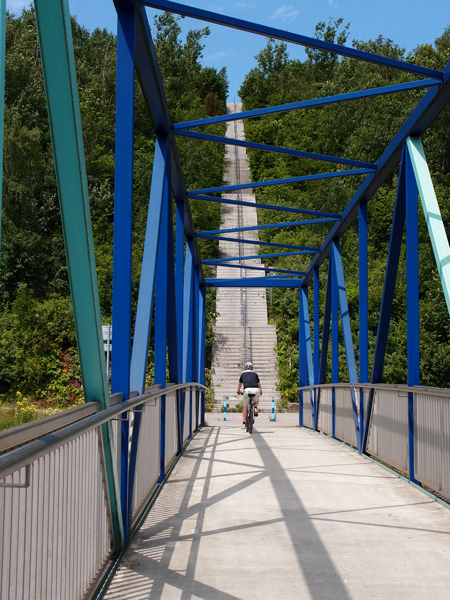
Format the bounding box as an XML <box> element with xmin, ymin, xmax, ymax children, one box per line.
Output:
<box><xmin>1</xmin><ymin>384</ymin><xmax>450</xmax><ymax>599</ymax></box>
<box><xmin>1</xmin><ymin>0</ymin><xmax>450</xmax><ymax>598</ymax></box>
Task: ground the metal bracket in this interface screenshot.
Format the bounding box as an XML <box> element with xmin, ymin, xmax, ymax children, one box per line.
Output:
<box><xmin>0</xmin><ymin>464</ymin><xmax>31</xmax><ymax>488</ymax></box>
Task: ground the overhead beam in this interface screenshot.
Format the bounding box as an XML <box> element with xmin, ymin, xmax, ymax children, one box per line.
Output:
<box><xmin>175</xmin><ymin>80</ymin><xmax>440</xmax><ymax>130</ymax></box>
<box><xmin>189</xmin><ymin>194</ymin><xmax>341</xmax><ymax>219</ymax></box>
<box><xmin>201</xmin><ymin>217</ymin><xmax>336</xmax><ymax>235</ymax></box>
<box><xmin>302</xmin><ymin>61</ymin><xmax>450</xmax><ymax>285</ymax></box>
<box><xmin>143</xmin><ymin>1</ymin><xmax>443</xmax><ymax>81</ymax></box>
<box><xmin>196</xmin><ymin>233</ymin><xmax>319</xmax><ymax>252</ymax></box>
<box><xmin>114</xmin><ymin>0</ymin><xmax>204</xmax><ymax>282</ymax></box>
<box><xmin>188</xmin><ymin>168</ymin><xmax>374</xmax><ymax>196</ymax></box>
<box><xmin>174</xmin><ymin>130</ymin><xmax>376</xmax><ymax>170</ymax></box>
<box><xmin>206</xmin><ymin>278</ymin><xmax>302</xmax><ymax>288</ymax></box>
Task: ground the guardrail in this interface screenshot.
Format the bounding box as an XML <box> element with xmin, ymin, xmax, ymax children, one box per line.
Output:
<box><xmin>0</xmin><ymin>382</ymin><xmax>205</xmax><ymax>600</ymax></box>
<box><xmin>300</xmin><ymin>383</ymin><xmax>450</xmax><ymax>502</ymax></box>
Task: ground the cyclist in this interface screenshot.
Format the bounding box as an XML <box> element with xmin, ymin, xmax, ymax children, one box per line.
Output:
<box><xmin>237</xmin><ymin>362</ymin><xmax>262</xmax><ymax>429</ymax></box>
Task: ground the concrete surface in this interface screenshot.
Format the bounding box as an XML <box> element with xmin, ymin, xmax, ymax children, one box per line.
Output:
<box><xmin>104</xmin><ymin>416</ymin><xmax>450</xmax><ymax>600</ymax></box>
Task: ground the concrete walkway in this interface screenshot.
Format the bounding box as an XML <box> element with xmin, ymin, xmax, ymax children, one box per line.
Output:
<box><xmin>104</xmin><ymin>415</ymin><xmax>450</xmax><ymax>600</ymax></box>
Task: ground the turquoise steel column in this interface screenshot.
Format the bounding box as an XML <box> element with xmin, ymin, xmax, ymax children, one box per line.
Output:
<box><xmin>405</xmin><ymin>145</ymin><xmax>420</xmax><ymax>482</ymax></box>
<box><xmin>111</xmin><ymin>3</ymin><xmax>136</xmax><ymax>541</ymax></box>
<box><xmin>407</xmin><ymin>136</ymin><xmax>450</xmax><ymax>317</ymax></box>
<box><xmin>0</xmin><ymin>0</ymin><xmax>5</xmax><ymax>257</ymax></box>
<box><xmin>33</xmin><ymin>0</ymin><xmax>123</xmax><ymax>550</ymax></box>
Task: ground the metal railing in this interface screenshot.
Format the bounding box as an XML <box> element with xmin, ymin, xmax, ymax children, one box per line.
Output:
<box><xmin>300</xmin><ymin>383</ymin><xmax>450</xmax><ymax>500</ymax></box>
<box><xmin>0</xmin><ymin>382</ymin><xmax>205</xmax><ymax>600</ymax></box>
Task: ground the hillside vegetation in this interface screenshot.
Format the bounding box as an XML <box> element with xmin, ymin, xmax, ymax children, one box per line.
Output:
<box><xmin>238</xmin><ymin>21</ymin><xmax>450</xmax><ymax>402</ymax></box>
<box><xmin>0</xmin><ymin>9</ymin><xmax>227</xmax><ymax>419</ymax></box>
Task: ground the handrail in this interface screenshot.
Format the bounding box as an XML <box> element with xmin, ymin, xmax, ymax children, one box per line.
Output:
<box><xmin>0</xmin><ymin>382</ymin><xmax>206</xmax><ymax>482</ymax></box>
<box><xmin>298</xmin><ymin>382</ymin><xmax>450</xmax><ymax>398</ymax></box>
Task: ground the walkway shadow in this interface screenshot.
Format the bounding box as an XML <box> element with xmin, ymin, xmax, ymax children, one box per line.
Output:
<box><xmin>105</xmin><ymin>427</ymin><xmax>352</xmax><ymax>600</ymax></box>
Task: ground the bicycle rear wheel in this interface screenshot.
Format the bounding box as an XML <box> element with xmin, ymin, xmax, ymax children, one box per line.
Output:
<box><xmin>247</xmin><ymin>406</ymin><xmax>253</xmax><ymax>433</ymax></box>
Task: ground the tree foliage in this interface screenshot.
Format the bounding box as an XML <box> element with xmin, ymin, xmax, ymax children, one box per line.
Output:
<box><xmin>0</xmin><ymin>9</ymin><xmax>228</xmax><ymax>403</ymax></box>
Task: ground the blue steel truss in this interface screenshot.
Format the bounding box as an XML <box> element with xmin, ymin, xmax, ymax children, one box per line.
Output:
<box><xmin>2</xmin><ymin>0</ymin><xmax>450</xmax><ymax>549</ymax></box>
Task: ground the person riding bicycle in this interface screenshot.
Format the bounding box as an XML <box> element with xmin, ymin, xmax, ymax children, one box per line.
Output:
<box><xmin>237</xmin><ymin>362</ymin><xmax>262</xmax><ymax>429</ymax></box>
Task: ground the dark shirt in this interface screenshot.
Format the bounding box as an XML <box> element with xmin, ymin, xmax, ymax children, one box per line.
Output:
<box><xmin>239</xmin><ymin>370</ymin><xmax>260</xmax><ymax>389</ymax></box>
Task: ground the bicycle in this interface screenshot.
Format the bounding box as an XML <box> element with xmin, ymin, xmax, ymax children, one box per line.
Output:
<box><xmin>245</xmin><ymin>392</ymin><xmax>257</xmax><ymax>434</ymax></box>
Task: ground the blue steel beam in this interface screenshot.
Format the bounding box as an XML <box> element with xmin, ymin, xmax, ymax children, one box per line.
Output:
<box><xmin>111</xmin><ymin>4</ymin><xmax>136</xmax><ymax>541</ymax></box>
<box><xmin>207</xmin><ymin>263</ymin><xmax>305</xmax><ymax>275</ymax></box>
<box><xmin>174</xmin><ymin>130</ymin><xmax>376</xmax><ymax>170</ymax></box>
<box><xmin>114</xmin><ymin>0</ymin><xmax>204</xmax><ymax>283</ymax></box>
<box><xmin>176</xmin><ymin>80</ymin><xmax>440</xmax><ymax>130</ymax></box>
<box><xmin>203</xmin><ymin>250</ymin><xmax>314</xmax><ymax>263</ymax></box>
<box><xmin>313</xmin><ymin>268</ymin><xmax>320</xmax><ymax>430</ymax></box>
<box><xmin>205</xmin><ymin>278</ymin><xmax>302</xmax><ymax>288</ymax></box>
<box><xmin>358</xmin><ymin>201</ymin><xmax>368</xmax><ymax>450</ymax></box>
<box><xmin>196</xmin><ymin>234</ymin><xmax>319</xmax><ymax>252</ymax></box>
<box><xmin>130</xmin><ymin>135</ymin><xmax>168</xmax><ymax>394</ymax></box>
<box><xmin>405</xmin><ymin>146</ymin><xmax>419</xmax><ymax>483</ymax></box>
<box><xmin>189</xmin><ymin>194</ymin><xmax>341</xmax><ymax>219</ymax></box>
<box><xmin>361</xmin><ymin>152</ymin><xmax>407</xmax><ymax>453</ymax></box>
<box><xmin>143</xmin><ymin>1</ymin><xmax>443</xmax><ymax>80</ymax></box>
<box><xmin>34</xmin><ymin>0</ymin><xmax>124</xmax><ymax>551</ymax></box>
<box><xmin>201</xmin><ymin>218</ymin><xmax>337</xmax><ymax>236</ymax></box>
<box><xmin>300</xmin><ymin>285</ymin><xmax>315</xmax><ymax>422</ymax></box>
<box><xmin>303</xmin><ymin>61</ymin><xmax>450</xmax><ymax>286</ymax></box>
<box><xmin>331</xmin><ymin>241</ymin><xmax>360</xmax><ymax>448</ymax></box>
<box><xmin>189</xmin><ymin>169</ymin><xmax>373</xmax><ymax>196</ymax></box>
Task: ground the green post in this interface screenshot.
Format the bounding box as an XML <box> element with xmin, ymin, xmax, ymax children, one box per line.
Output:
<box><xmin>33</xmin><ymin>0</ymin><xmax>124</xmax><ymax>552</ymax></box>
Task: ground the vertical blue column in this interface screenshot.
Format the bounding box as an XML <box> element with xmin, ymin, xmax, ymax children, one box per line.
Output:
<box><xmin>359</xmin><ymin>201</ymin><xmax>368</xmax><ymax>450</ymax></box>
<box><xmin>198</xmin><ymin>284</ymin><xmax>206</xmax><ymax>428</ymax></box>
<box><xmin>176</xmin><ymin>200</ymin><xmax>185</xmax><ymax>381</ymax></box>
<box><xmin>300</xmin><ymin>285</ymin><xmax>314</xmax><ymax>424</ymax></box>
<box><xmin>127</xmin><ymin>136</ymin><xmax>169</xmax><ymax>534</ymax></box>
<box><xmin>155</xmin><ymin>165</ymin><xmax>170</xmax><ymax>483</ymax></box>
<box><xmin>130</xmin><ymin>135</ymin><xmax>168</xmax><ymax>394</ymax></box>
<box><xmin>313</xmin><ymin>267</ymin><xmax>320</xmax><ymax>426</ymax></box>
<box><xmin>176</xmin><ymin>201</ymin><xmax>186</xmax><ymax>445</ymax></box>
<box><xmin>331</xmin><ymin>251</ymin><xmax>339</xmax><ymax>439</ymax></box>
<box><xmin>298</xmin><ymin>289</ymin><xmax>306</xmax><ymax>427</ymax></box>
<box><xmin>111</xmin><ymin>4</ymin><xmax>136</xmax><ymax>538</ymax></box>
<box><xmin>405</xmin><ymin>146</ymin><xmax>420</xmax><ymax>483</ymax></box>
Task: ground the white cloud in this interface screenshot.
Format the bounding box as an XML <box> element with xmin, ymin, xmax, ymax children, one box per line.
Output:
<box><xmin>328</xmin><ymin>0</ymin><xmax>338</xmax><ymax>8</ymax></box>
<box><xmin>235</xmin><ymin>1</ymin><xmax>256</xmax><ymax>8</ymax></box>
<box><xmin>207</xmin><ymin>51</ymin><xmax>231</xmax><ymax>60</ymax></box>
<box><xmin>269</xmin><ymin>5</ymin><xmax>299</xmax><ymax>21</ymax></box>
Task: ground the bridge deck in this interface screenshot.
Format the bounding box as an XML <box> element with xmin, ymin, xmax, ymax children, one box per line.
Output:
<box><xmin>104</xmin><ymin>414</ymin><xmax>450</xmax><ymax>600</ymax></box>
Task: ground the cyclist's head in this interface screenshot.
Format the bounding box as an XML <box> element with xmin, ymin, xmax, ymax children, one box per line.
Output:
<box><xmin>245</xmin><ymin>362</ymin><xmax>253</xmax><ymax>370</ymax></box>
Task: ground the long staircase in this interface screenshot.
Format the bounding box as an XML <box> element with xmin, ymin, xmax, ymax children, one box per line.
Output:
<box><xmin>211</xmin><ymin>103</ymin><xmax>280</xmax><ymax>411</ymax></box>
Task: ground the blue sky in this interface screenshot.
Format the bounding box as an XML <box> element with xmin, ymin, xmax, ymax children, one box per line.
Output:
<box><xmin>6</xmin><ymin>0</ymin><xmax>450</xmax><ymax>99</ymax></box>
